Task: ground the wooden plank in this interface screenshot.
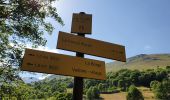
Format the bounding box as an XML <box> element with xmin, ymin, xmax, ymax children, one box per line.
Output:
<box><xmin>71</xmin><ymin>13</ymin><xmax>92</xmax><ymax>34</ymax></box>
<box><xmin>57</xmin><ymin>31</ymin><xmax>126</xmax><ymax>62</ymax></box>
<box><xmin>21</xmin><ymin>48</ymin><xmax>106</xmax><ymax>80</ymax></box>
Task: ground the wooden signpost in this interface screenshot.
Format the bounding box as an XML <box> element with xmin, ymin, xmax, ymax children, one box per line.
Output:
<box><xmin>57</xmin><ymin>31</ymin><xmax>126</xmax><ymax>62</ymax></box>
<box><xmin>21</xmin><ymin>12</ymin><xmax>126</xmax><ymax>100</ymax></box>
<box><xmin>21</xmin><ymin>48</ymin><xmax>106</xmax><ymax>80</ymax></box>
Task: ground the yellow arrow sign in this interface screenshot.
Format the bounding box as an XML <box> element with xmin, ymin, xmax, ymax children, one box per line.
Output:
<box><xmin>21</xmin><ymin>48</ymin><xmax>106</xmax><ymax>80</ymax></box>
<box><xmin>57</xmin><ymin>31</ymin><xmax>126</xmax><ymax>62</ymax></box>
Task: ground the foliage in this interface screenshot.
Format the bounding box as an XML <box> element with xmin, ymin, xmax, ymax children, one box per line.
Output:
<box><xmin>86</xmin><ymin>86</ymin><xmax>100</xmax><ymax>100</ymax></box>
<box><xmin>0</xmin><ymin>77</ymin><xmax>72</xmax><ymax>99</ymax></box>
<box><xmin>0</xmin><ymin>80</ymin><xmax>37</xmax><ymax>99</ymax></box>
<box><xmin>55</xmin><ymin>93</ymin><xmax>72</xmax><ymax>100</ymax></box>
<box><xmin>98</xmin><ymin>83</ymin><xmax>104</xmax><ymax>92</ymax></box>
<box><xmin>0</xmin><ymin>0</ymin><xmax>63</xmax><ymax>98</ymax></box>
<box><xmin>0</xmin><ymin>0</ymin><xmax>63</xmax><ymax>69</ymax></box>
<box><xmin>152</xmin><ymin>80</ymin><xmax>170</xmax><ymax>100</ymax></box>
<box><xmin>84</xmin><ymin>67</ymin><xmax>169</xmax><ymax>99</ymax></box>
<box><xmin>150</xmin><ymin>80</ymin><xmax>159</xmax><ymax>90</ymax></box>
<box><xmin>126</xmin><ymin>85</ymin><xmax>144</xmax><ymax>100</ymax></box>
<box><xmin>0</xmin><ymin>67</ymin><xmax>168</xmax><ymax>99</ymax></box>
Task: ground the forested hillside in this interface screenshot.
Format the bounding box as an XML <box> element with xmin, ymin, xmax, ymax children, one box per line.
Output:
<box><xmin>1</xmin><ymin>66</ymin><xmax>169</xmax><ymax>99</ymax></box>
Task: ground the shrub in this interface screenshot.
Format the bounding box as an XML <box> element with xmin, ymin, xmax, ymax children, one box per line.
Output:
<box><xmin>126</xmin><ymin>85</ymin><xmax>144</xmax><ymax>100</ymax></box>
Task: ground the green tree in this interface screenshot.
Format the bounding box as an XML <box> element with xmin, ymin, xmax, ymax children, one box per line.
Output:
<box><xmin>92</xmin><ymin>86</ymin><xmax>100</xmax><ymax>99</ymax></box>
<box><xmin>150</xmin><ymin>80</ymin><xmax>159</xmax><ymax>90</ymax></box>
<box><xmin>130</xmin><ymin>71</ymin><xmax>141</xmax><ymax>85</ymax></box>
<box><xmin>0</xmin><ymin>0</ymin><xmax>63</xmax><ymax>98</ymax></box>
<box><xmin>55</xmin><ymin>93</ymin><xmax>66</xmax><ymax>100</ymax></box>
<box><xmin>65</xmin><ymin>93</ymin><xmax>73</xmax><ymax>100</ymax></box>
<box><xmin>98</xmin><ymin>83</ymin><xmax>104</xmax><ymax>92</ymax></box>
<box><xmin>118</xmin><ymin>79</ymin><xmax>126</xmax><ymax>91</ymax></box>
<box><xmin>126</xmin><ymin>85</ymin><xmax>144</xmax><ymax>100</ymax></box>
<box><xmin>154</xmin><ymin>80</ymin><xmax>170</xmax><ymax>100</ymax></box>
<box><xmin>55</xmin><ymin>93</ymin><xmax>72</xmax><ymax>100</ymax></box>
<box><xmin>86</xmin><ymin>86</ymin><xmax>100</xmax><ymax>99</ymax></box>
<box><xmin>86</xmin><ymin>87</ymin><xmax>93</xmax><ymax>100</ymax></box>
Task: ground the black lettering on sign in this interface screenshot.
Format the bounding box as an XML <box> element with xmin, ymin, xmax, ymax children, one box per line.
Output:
<box><xmin>36</xmin><ymin>54</ymin><xmax>48</xmax><ymax>60</ymax></box>
<box><xmin>27</xmin><ymin>63</ymin><xmax>34</xmax><ymax>66</ymax></box>
<box><xmin>48</xmin><ymin>65</ymin><xmax>59</xmax><ymax>70</ymax></box>
<box><xmin>89</xmin><ymin>70</ymin><xmax>101</xmax><ymax>76</ymax></box>
<box><xmin>34</xmin><ymin>64</ymin><xmax>47</xmax><ymax>68</ymax></box>
<box><xmin>72</xmin><ymin>67</ymin><xmax>87</xmax><ymax>74</ymax></box>
<box><xmin>62</xmin><ymin>38</ymin><xmax>80</xmax><ymax>45</ymax></box>
<box><xmin>50</xmin><ymin>56</ymin><xmax>60</xmax><ymax>61</ymax></box>
<box><xmin>85</xmin><ymin>61</ymin><xmax>101</xmax><ymax>67</ymax></box>
<box><xmin>81</xmin><ymin>42</ymin><xmax>92</xmax><ymax>47</ymax></box>
<box><xmin>62</xmin><ymin>37</ymin><xmax>92</xmax><ymax>48</ymax></box>
<box><xmin>28</xmin><ymin>53</ymin><xmax>35</xmax><ymax>57</ymax></box>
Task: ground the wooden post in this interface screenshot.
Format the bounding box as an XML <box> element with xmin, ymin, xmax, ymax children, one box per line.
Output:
<box><xmin>73</xmin><ymin>33</ymin><xmax>85</xmax><ymax>100</ymax></box>
<box><xmin>73</xmin><ymin>12</ymin><xmax>86</xmax><ymax>100</ymax></box>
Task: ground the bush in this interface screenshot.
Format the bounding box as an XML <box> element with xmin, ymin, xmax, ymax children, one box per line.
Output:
<box><xmin>86</xmin><ymin>88</ymin><xmax>93</xmax><ymax>100</ymax></box>
<box><xmin>86</xmin><ymin>86</ymin><xmax>100</xmax><ymax>100</ymax></box>
<box><xmin>150</xmin><ymin>80</ymin><xmax>159</xmax><ymax>90</ymax></box>
<box><xmin>154</xmin><ymin>80</ymin><xmax>170</xmax><ymax>100</ymax></box>
<box><xmin>126</xmin><ymin>85</ymin><xmax>144</xmax><ymax>100</ymax></box>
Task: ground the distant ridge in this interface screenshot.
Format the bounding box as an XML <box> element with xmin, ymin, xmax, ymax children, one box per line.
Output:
<box><xmin>43</xmin><ymin>75</ymin><xmax>72</xmax><ymax>81</ymax></box>
<box><xmin>106</xmin><ymin>54</ymin><xmax>170</xmax><ymax>72</ymax></box>
<box><xmin>22</xmin><ymin>77</ymin><xmax>39</xmax><ymax>83</ymax></box>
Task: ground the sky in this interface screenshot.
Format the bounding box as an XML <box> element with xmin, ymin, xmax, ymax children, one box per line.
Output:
<box><xmin>20</xmin><ymin>0</ymin><xmax>170</xmax><ymax>79</ymax></box>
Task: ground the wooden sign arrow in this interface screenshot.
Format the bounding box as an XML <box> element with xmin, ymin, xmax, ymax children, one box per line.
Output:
<box><xmin>57</xmin><ymin>31</ymin><xmax>126</xmax><ymax>62</ymax></box>
<box><xmin>21</xmin><ymin>48</ymin><xmax>106</xmax><ymax>80</ymax></box>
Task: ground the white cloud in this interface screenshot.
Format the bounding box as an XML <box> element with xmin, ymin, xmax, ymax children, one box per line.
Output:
<box><xmin>33</xmin><ymin>46</ymin><xmax>59</xmax><ymax>53</ymax></box>
<box><xmin>38</xmin><ymin>74</ymin><xmax>51</xmax><ymax>80</ymax></box>
<box><xmin>26</xmin><ymin>43</ymin><xmax>59</xmax><ymax>53</ymax></box>
<box><xmin>144</xmin><ymin>45</ymin><xmax>152</xmax><ymax>51</ymax></box>
<box><xmin>10</xmin><ymin>42</ymin><xmax>59</xmax><ymax>53</ymax></box>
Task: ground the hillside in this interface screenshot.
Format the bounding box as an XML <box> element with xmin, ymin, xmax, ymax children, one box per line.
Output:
<box><xmin>43</xmin><ymin>75</ymin><xmax>72</xmax><ymax>81</ymax></box>
<box><xmin>22</xmin><ymin>77</ymin><xmax>39</xmax><ymax>83</ymax></box>
<box><xmin>106</xmin><ymin>54</ymin><xmax>170</xmax><ymax>72</ymax></box>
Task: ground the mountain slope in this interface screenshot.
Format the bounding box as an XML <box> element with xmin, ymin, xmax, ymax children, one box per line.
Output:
<box><xmin>22</xmin><ymin>77</ymin><xmax>40</xmax><ymax>83</ymax></box>
<box><xmin>106</xmin><ymin>54</ymin><xmax>170</xmax><ymax>72</ymax></box>
<box><xmin>43</xmin><ymin>75</ymin><xmax>69</xmax><ymax>81</ymax></box>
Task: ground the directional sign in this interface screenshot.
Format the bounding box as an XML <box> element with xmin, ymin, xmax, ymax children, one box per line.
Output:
<box><xmin>21</xmin><ymin>48</ymin><xmax>106</xmax><ymax>80</ymax></box>
<box><xmin>57</xmin><ymin>31</ymin><xmax>126</xmax><ymax>62</ymax></box>
<box><xmin>71</xmin><ymin>13</ymin><xmax>92</xmax><ymax>34</ymax></box>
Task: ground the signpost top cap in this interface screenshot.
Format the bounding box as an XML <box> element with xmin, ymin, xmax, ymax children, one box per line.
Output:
<box><xmin>79</xmin><ymin>12</ymin><xmax>86</xmax><ymax>14</ymax></box>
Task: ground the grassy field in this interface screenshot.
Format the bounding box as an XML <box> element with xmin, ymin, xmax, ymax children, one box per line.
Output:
<box><xmin>138</xmin><ymin>87</ymin><xmax>155</xmax><ymax>100</ymax></box>
<box><xmin>101</xmin><ymin>92</ymin><xmax>126</xmax><ymax>100</ymax></box>
<box><xmin>67</xmin><ymin>88</ymin><xmax>73</xmax><ymax>93</ymax></box>
<box><xmin>67</xmin><ymin>86</ymin><xmax>155</xmax><ymax>100</ymax></box>
<box><xmin>100</xmin><ymin>87</ymin><xmax>155</xmax><ymax>100</ymax></box>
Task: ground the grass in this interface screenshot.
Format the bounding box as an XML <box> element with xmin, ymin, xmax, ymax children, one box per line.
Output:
<box><xmin>67</xmin><ymin>88</ymin><xmax>73</xmax><ymax>93</ymax></box>
<box><xmin>66</xmin><ymin>87</ymin><xmax>155</xmax><ymax>100</ymax></box>
<box><xmin>100</xmin><ymin>87</ymin><xmax>155</xmax><ymax>100</ymax></box>
<box><xmin>100</xmin><ymin>92</ymin><xmax>126</xmax><ymax>100</ymax></box>
<box><xmin>138</xmin><ymin>86</ymin><xmax>155</xmax><ymax>100</ymax></box>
